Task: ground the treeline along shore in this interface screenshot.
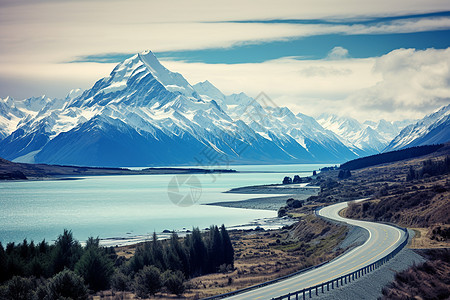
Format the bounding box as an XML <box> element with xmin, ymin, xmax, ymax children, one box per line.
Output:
<box><xmin>0</xmin><ymin>157</ymin><xmax>236</xmax><ymax>180</ymax></box>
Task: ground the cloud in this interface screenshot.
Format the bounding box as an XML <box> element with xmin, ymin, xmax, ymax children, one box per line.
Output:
<box><xmin>327</xmin><ymin>47</ymin><xmax>350</xmax><ymax>60</ymax></box>
<box><xmin>0</xmin><ymin>62</ymin><xmax>115</xmax><ymax>99</ymax></box>
<box><xmin>0</xmin><ymin>0</ymin><xmax>450</xmax><ymax>66</ymax></box>
<box><xmin>2</xmin><ymin>48</ymin><xmax>448</xmax><ymax>123</ymax></box>
<box><xmin>163</xmin><ymin>48</ymin><xmax>450</xmax><ymax>122</ymax></box>
<box><xmin>161</xmin><ymin>56</ymin><xmax>380</xmax><ymax>119</ymax></box>
<box><xmin>346</xmin><ymin>48</ymin><xmax>450</xmax><ymax>119</ymax></box>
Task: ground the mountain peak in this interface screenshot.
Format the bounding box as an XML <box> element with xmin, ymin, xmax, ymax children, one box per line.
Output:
<box><xmin>138</xmin><ymin>50</ymin><xmax>165</xmax><ymax>73</ymax></box>
<box><xmin>136</xmin><ymin>51</ymin><xmax>199</xmax><ymax>99</ymax></box>
<box><xmin>193</xmin><ymin>80</ymin><xmax>225</xmax><ymax>104</ymax></box>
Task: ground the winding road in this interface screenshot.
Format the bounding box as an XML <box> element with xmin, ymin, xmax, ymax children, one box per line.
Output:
<box><xmin>227</xmin><ymin>201</ymin><xmax>407</xmax><ymax>299</ymax></box>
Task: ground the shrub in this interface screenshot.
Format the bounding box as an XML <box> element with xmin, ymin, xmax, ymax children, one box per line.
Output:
<box><xmin>162</xmin><ymin>270</ymin><xmax>185</xmax><ymax>296</ymax></box>
<box><xmin>278</xmin><ymin>207</ymin><xmax>287</xmax><ymax>217</ymax></box>
<box><xmin>134</xmin><ymin>265</ymin><xmax>162</xmax><ymax>297</ymax></box>
<box><xmin>282</xmin><ymin>176</ymin><xmax>292</xmax><ymax>184</ymax></box>
<box><xmin>44</xmin><ymin>269</ymin><xmax>88</xmax><ymax>300</ymax></box>
<box><xmin>2</xmin><ymin>276</ymin><xmax>35</xmax><ymax>300</ymax></box>
<box><xmin>111</xmin><ymin>271</ymin><xmax>130</xmax><ymax>291</ymax></box>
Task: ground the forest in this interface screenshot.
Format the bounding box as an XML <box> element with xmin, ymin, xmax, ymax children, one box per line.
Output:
<box><xmin>0</xmin><ymin>225</ymin><xmax>234</xmax><ymax>299</ymax></box>
<box><xmin>339</xmin><ymin>144</ymin><xmax>443</xmax><ymax>170</ymax></box>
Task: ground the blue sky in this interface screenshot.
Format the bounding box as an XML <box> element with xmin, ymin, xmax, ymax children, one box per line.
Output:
<box><xmin>74</xmin><ymin>11</ymin><xmax>450</xmax><ymax>64</ymax></box>
<box><xmin>0</xmin><ymin>0</ymin><xmax>449</xmax><ymax>121</ymax></box>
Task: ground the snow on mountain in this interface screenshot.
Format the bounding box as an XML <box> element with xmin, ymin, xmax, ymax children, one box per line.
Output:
<box><xmin>0</xmin><ymin>97</ymin><xmax>25</xmax><ymax>140</ymax></box>
<box><xmin>316</xmin><ymin>113</ymin><xmax>408</xmax><ymax>156</ymax></box>
<box><xmin>0</xmin><ymin>50</ymin><xmax>360</xmax><ymax>166</ymax></box>
<box><xmin>384</xmin><ymin>104</ymin><xmax>450</xmax><ymax>151</ymax></box>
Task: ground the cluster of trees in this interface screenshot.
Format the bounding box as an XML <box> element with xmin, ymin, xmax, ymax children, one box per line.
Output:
<box><xmin>0</xmin><ymin>230</ymin><xmax>115</xmax><ymax>290</ymax></box>
<box><xmin>278</xmin><ymin>198</ymin><xmax>304</xmax><ymax>217</ymax></box>
<box><xmin>282</xmin><ymin>175</ymin><xmax>313</xmax><ymax>184</ymax></box>
<box><xmin>0</xmin><ymin>225</ymin><xmax>234</xmax><ymax>298</ymax></box>
<box><xmin>0</xmin><ymin>230</ymin><xmax>115</xmax><ymax>299</ymax></box>
<box><xmin>407</xmin><ymin>156</ymin><xmax>450</xmax><ymax>180</ymax></box>
<box><xmin>340</xmin><ymin>144</ymin><xmax>443</xmax><ymax>171</ymax></box>
<box><xmin>338</xmin><ymin>169</ymin><xmax>352</xmax><ymax>179</ymax></box>
<box><xmin>108</xmin><ymin>225</ymin><xmax>234</xmax><ymax>297</ymax></box>
<box><xmin>319</xmin><ymin>166</ymin><xmax>338</xmax><ymax>172</ymax></box>
<box><xmin>128</xmin><ymin>225</ymin><xmax>233</xmax><ymax>278</ymax></box>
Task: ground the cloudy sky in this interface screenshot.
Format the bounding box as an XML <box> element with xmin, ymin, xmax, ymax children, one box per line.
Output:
<box><xmin>0</xmin><ymin>0</ymin><xmax>449</xmax><ymax>121</ymax></box>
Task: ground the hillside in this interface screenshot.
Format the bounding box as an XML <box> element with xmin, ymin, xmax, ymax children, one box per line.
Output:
<box><xmin>305</xmin><ymin>144</ymin><xmax>450</xmax><ymax>240</ymax></box>
<box><xmin>381</xmin><ymin>249</ymin><xmax>450</xmax><ymax>300</ymax></box>
<box><xmin>339</xmin><ymin>144</ymin><xmax>444</xmax><ymax>170</ymax></box>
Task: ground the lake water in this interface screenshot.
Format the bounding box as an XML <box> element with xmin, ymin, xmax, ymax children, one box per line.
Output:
<box><xmin>0</xmin><ymin>164</ymin><xmax>328</xmax><ymax>245</ymax></box>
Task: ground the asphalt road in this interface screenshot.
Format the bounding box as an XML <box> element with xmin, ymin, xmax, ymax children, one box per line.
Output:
<box><xmin>227</xmin><ymin>201</ymin><xmax>406</xmax><ymax>299</ymax></box>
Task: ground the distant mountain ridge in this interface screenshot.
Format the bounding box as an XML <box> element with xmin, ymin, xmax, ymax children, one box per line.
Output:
<box><xmin>0</xmin><ymin>50</ymin><xmax>442</xmax><ymax>167</ymax></box>
<box><xmin>316</xmin><ymin>114</ymin><xmax>410</xmax><ymax>156</ymax></box>
<box><xmin>384</xmin><ymin>104</ymin><xmax>450</xmax><ymax>151</ymax></box>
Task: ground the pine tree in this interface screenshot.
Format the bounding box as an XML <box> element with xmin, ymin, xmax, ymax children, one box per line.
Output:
<box><xmin>75</xmin><ymin>244</ymin><xmax>114</xmax><ymax>291</ymax></box>
<box><xmin>207</xmin><ymin>225</ymin><xmax>224</xmax><ymax>272</ymax></box>
<box><xmin>166</xmin><ymin>233</ymin><xmax>189</xmax><ymax>275</ymax></box>
<box><xmin>220</xmin><ymin>224</ymin><xmax>234</xmax><ymax>268</ymax></box>
<box><xmin>151</xmin><ymin>232</ymin><xmax>166</xmax><ymax>271</ymax></box>
<box><xmin>0</xmin><ymin>242</ymin><xmax>7</xmax><ymax>282</ymax></box>
<box><xmin>162</xmin><ymin>270</ymin><xmax>185</xmax><ymax>296</ymax></box>
<box><xmin>44</xmin><ymin>270</ymin><xmax>89</xmax><ymax>300</ymax></box>
<box><xmin>52</xmin><ymin>229</ymin><xmax>82</xmax><ymax>273</ymax></box>
<box><xmin>189</xmin><ymin>227</ymin><xmax>208</xmax><ymax>276</ymax></box>
<box><xmin>38</xmin><ymin>239</ymin><xmax>49</xmax><ymax>254</ymax></box>
<box><xmin>406</xmin><ymin>166</ymin><xmax>416</xmax><ymax>181</ymax></box>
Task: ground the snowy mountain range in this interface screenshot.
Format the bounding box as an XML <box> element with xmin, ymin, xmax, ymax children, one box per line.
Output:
<box><xmin>384</xmin><ymin>104</ymin><xmax>450</xmax><ymax>151</ymax></box>
<box><xmin>0</xmin><ymin>50</ymin><xmax>446</xmax><ymax>167</ymax></box>
<box><xmin>316</xmin><ymin>114</ymin><xmax>412</xmax><ymax>156</ymax></box>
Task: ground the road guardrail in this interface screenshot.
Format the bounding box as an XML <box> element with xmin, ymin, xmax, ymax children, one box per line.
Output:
<box><xmin>270</xmin><ymin>227</ymin><xmax>409</xmax><ymax>300</ymax></box>
<box><xmin>202</xmin><ymin>204</ymin><xmax>409</xmax><ymax>300</ymax></box>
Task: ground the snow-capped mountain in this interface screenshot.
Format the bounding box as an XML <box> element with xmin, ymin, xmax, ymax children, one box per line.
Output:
<box><xmin>317</xmin><ymin>113</ymin><xmax>410</xmax><ymax>156</ymax></box>
<box><xmin>0</xmin><ymin>50</ymin><xmax>387</xmax><ymax>167</ymax></box>
<box><xmin>384</xmin><ymin>104</ymin><xmax>450</xmax><ymax>151</ymax></box>
<box><xmin>194</xmin><ymin>82</ymin><xmax>356</xmax><ymax>162</ymax></box>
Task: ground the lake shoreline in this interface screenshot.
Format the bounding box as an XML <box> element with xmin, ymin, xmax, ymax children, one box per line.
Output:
<box><xmin>205</xmin><ymin>183</ymin><xmax>320</xmax><ymax>210</ymax></box>
<box><xmin>0</xmin><ymin>164</ymin><xmax>323</xmax><ymax>247</ymax></box>
<box><xmin>0</xmin><ymin>157</ymin><xmax>237</xmax><ymax>181</ymax></box>
<box><xmin>101</xmin><ymin>182</ymin><xmax>321</xmax><ymax>247</ymax></box>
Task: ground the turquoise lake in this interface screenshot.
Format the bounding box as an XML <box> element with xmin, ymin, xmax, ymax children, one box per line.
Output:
<box><xmin>0</xmin><ymin>164</ymin><xmax>329</xmax><ymax>245</ymax></box>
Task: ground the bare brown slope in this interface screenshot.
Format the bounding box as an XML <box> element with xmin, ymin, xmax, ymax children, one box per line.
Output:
<box><xmin>381</xmin><ymin>249</ymin><xmax>450</xmax><ymax>300</ymax></box>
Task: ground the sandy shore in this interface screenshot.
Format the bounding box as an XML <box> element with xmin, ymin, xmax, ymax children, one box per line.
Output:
<box><xmin>206</xmin><ymin>183</ymin><xmax>320</xmax><ymax>211</ymax></box>
<box><xmin>226</xmin><ymin>182</ymin><xmax>320</xmax><ymax>195</ymax></box>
